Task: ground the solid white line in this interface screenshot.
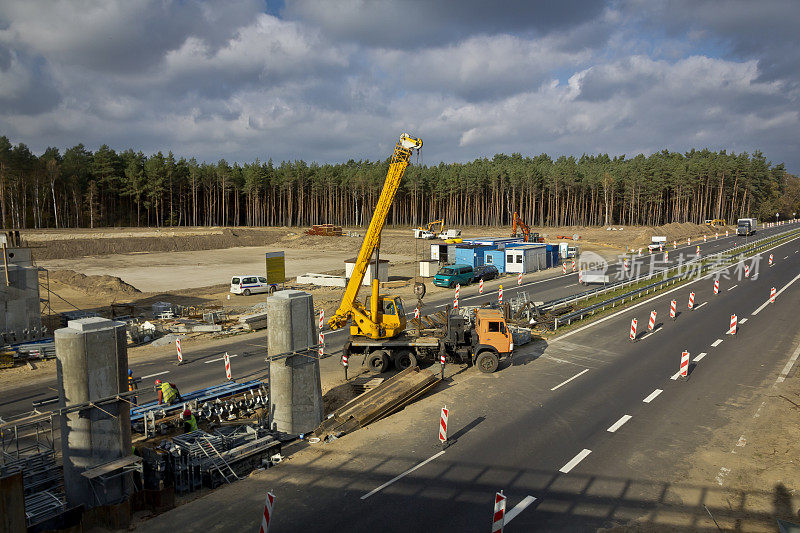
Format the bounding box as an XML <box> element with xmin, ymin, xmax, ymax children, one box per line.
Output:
<box><xmin>141</xmin><ymin>370</ymin><xmax>170</xmax><ymax>379</ymax></box>
<box><xmin>204</xmin><ymin>354</ymin><xmax>239</xmax><ymax>364</ymax></box>
<box><xmin>711</xmin><ymin>339</ymin><xmax>723</xmax><ymax>347</ymax></box>
<box><xmin>559</xmin><ymin>449</ymin><xmax>592</xmax><ymax>473</ymax></box>
<box><xmin>361</xmin><ymin>451</ymin><xmax>445</xmax><ymax>500</ymax></box>
<box><xmin>505</xmin><ymin>496</ymin><xmax>537</xmax><ymax>523</ymax></box>
<box><xmin>670</xmin><ymin>369</ymin><xmax>683</xmax><ymax>380</ymax></box>
<box><xmin>550</xmin><ymin>368</ymin><xmax>589</xmax><ymax>391</ymax></box>
<box><xmin>776</xmin><ymin>340</ymin><xmax>800</xmax><ymax>384</ymax></box>
<box><xmin>695</xmin><ymin>302</ymin><xmax>707</xmax><ymax>309</ymax></box>
<box><xmin>607</xmin><ymin>415</ymin><xmax>632</xmax><ymax>433</ymax></box>
<box><xmin>643</xmin><ymin>389</ymin><xmax>662</xmax><ymax>403</ymax></box>
<box><xmin>752</xmin><ymin>272</ymin><xmax>800</xmax><ymax>316</ymax></box>
<box><xmin>727</xmin><ymin>284</ymin><xmax>738</xmax><ymax>291</ymax></box>
<box><xmin>694</xmin><ymin>352</ymin><xmax>707</xmax><ymax>362</ymax></box>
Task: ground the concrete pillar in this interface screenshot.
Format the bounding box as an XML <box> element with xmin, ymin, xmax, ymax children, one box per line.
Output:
<box><xmin>267</xmin><ymin>290</ymin><xmax>323</xmax><ymax>435</ymax></box>
<box><xmin>0</xmin><ymin>472</ymin><xmax>26</xmax><ymax>533</ymax></box>
<box><xmin>55</xmin><ymin>317</ymin><xmax>131</xmax><ymax>508</ymax></box>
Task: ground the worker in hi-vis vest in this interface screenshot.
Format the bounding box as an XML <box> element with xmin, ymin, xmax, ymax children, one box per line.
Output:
<box><xmin>128</xmin><ymin>369</ymin><xmax>138</xmax><ymax>405</ymax></box>
<box><xmin>155</xmin><ymin>379</ymin><xmax>182</xmax><ymax>405</ymax></box>
<box><xmin>182</xmin><ymin>408</ymin><xmax>198</xmax><ymax>433</ymax></box>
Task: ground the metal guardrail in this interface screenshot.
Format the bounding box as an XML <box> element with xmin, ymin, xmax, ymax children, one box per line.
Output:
<box><xmin>552</xmin><ymin>227</ymin><xmax>800</xmax><ymax>330</ymax></box>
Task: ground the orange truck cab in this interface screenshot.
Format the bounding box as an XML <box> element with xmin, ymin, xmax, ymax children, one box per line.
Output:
<box><xmin>471</xmin><ymin>309</ymin><xmax>514</xmax><ymax>372</ymax></box>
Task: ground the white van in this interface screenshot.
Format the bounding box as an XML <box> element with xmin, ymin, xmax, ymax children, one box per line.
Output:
<box><xmin>230</xmin><ymin>275</ymin><xmax>277</xmax><ymax>296</ymax></box>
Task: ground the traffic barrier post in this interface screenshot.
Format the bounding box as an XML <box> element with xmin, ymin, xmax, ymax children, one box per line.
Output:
<box><xmin>259</xmin><ymin>492</ymin><xmax>275</xmax><ymax>533</ymax></box>
<box><xmin>670</xmin><ymin>299</ymin><xmax>676</xmax><ymax>320</ymax></box>
<box><xmin>492</xmin><ymin>491</ymin><xmax>506</xmax><ymax>533</ymax></box>
<box><xmin>648</xmin><ymin>310</ymin><xmax>656</xmax><ymax>331</ymax></box>
<box><xmin>562</xmin><ymin>262</ymin><xmax>567</xmax><ymax>274</ymax></box>
<box><xmin>769</xmin><ymin>254</ymin><xmax>773</xmax><ymax>266</ymax></box>
<box><xmin>499</xmin><ymin>285</ymin><xmax>503</xmax><ymax>304</ymax></box>
<box><xmin>770</xmin><ymin>287</ymin><xmax>776</xmax><ymax>303</ymax></box>
<box><xmin>680</xmin><ymin>350</ymin><xmax>690</xmax><ymax>380</ymax></box>
<box><xmin>224</xmin><ymin>352</ymin><xmax>231</xmax><ymax>380</ymax></box>
<box><xmin>176</xmin><ymin>338</ymin><xmax>183</xmax><ymax>364</ymax></box>
<box><xmin>714</xmin><ymin>279</ymin><xmax>719</xmax><ymax>295</ymax></box>
<box><xmin>479</xmin><ymin>278</ymin><xmax>484</xmax><ymax>294</ymax></box>
<box><xmin>439</xmin><ymin>405</ymin><xmax>448</xmax><ymax>447</ymax></box>
<box><xmin>517</xmin><ymin>272</ymin><xmax>522</xmax><ymax>285</ymax></box>
<box><xmin>629</xmin><ymin>318</ymin><xmax>637</xmax><ymax>341</ymax></box>
<box><xmin>729</xmin><ymin>314</ymin><xmax>737</xmax><ymax>335</ymax></box>
<box><xmin>688</xmin><ymin>292</ymin><xmax>695</xmax><ymax>310</ymax></box>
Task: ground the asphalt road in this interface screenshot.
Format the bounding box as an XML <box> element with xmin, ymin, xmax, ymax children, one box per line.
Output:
<box><xmin>1</xmin><ymin>221</ymin><xmax>797</xmax><ymax>420</ymax></box>
<box><xmin>137</xmin><ymin>225</ymin><xmax>800</xmax><ymax>532</ymax></box>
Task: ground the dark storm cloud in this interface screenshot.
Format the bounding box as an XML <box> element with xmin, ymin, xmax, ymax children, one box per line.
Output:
<box><xmin>281</xmin><ymin>0</ymin><xmax>607</xmax><ymax>48</ymax></box>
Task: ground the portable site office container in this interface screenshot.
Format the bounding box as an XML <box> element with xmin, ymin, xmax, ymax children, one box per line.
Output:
<box><xmin>483</xmin><ymin>249</ymin><xmax>506</xmax><ymax>273</ymax></box>
<box><xmin>454</xmin><ymin>245</ymin><xmax>496</xmax><ymax>268</ymax></box>
<box><xmin>430</xmin><ymin>243</ymin><xmax>456</xmax><ymax>264</ymax></box>
<box><xmin>504</xmin><ymin>245</ymin><xmax>547</xmax><ymax>273</ymax></box>
<box><xmin>545</xmin><ymin>244</ymin><xmax>560</xmax><ymax>268</ymax></box>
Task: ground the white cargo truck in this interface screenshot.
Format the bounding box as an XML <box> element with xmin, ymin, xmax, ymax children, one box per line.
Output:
<box><xmin>648</xmin><ymin>236</ymin><xmax>667</xmax><ymax>252</ymax></box>
<box><xmin>580</xmin><ymin>270</ymin><xmax>610</xmax><ymax>285</ymax></box>
<box><xmin>737</xmin><ymin>218</ymin><xmax>757</xmax><ymax>236</ymax></box>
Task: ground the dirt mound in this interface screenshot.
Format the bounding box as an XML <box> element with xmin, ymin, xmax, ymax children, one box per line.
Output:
<box><xmin>48</xmin><ymin>269</ymin><xmax>141</xmax><ymax>295</ymax></box>
<box><xmin>30</xmin><ymin>228</ymin><xmax>286</xmax><ymax>261</ymax></box>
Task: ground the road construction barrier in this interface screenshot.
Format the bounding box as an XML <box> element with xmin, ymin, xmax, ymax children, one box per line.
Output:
<box><xmin>224</xmin><ymin>352</ymin><xmax>231</xmax><ymax>380</ymax></box>
<box><xmin>454</xmin><ymin>284</ymin><xmax>460</xmax><ymax>309</ymax></box>
<box><xmin>479</xmin><ymin>278</ymin><xmax>484</xmax><ymax>294</ymax></box>
<box><xmin>726</xmin><ymin>230</ymin><xmax>729</xmax><ymax>237</ymax></box>
<box><xmin>696</xmin><ymin>245</ymin><xmax>700</xmax><ymax>255</ymax></box>
<box><xmin>518</xmin><ymin>272</ymin><xmax>522</xmax><ymax>285</ymax></box>
<box><xmin>562</xmin><ymin>263</ymin><xmax>567</xmax><ymax>274</ymax></box>
<box><xmin>629</xmin><ymin>318</ymin><xmax>637</xmax><ymax>341</ymax></box>
<box><xmin>571</xmin><ymin>260</ymin><xmax>576</xmax><ymax>272</ymax></box>
<box><xmin>492</xmin><ymin>491</ymin><xmax>506</xmax><ymax>533</ymax></box>
<box><xmin>715</xmin><ymin>232</ymin><xmax>719</xmax><ymax>239</ymax></box>
<box><xmin>176</xmin><ymin>339</ymin><xmax>183</xmax><ymax>363</ymax></box>
<box><xmin>688</xmin><ymin>292</ymin><xmax>695</xmax><ymax>310</ymax></box>
<box><xmin>578</xmin><ymin>269</ymin><xmax>583</xmax><ymax>284</ymax></box>
<box><xmin>342</xmin><ymin>353</ymin><xmax>348</xmax><ymax>367</ymax></box>
<box><xmin>664</xmin><ymin>250</ymin><xmax>668</xmax><ymax>261</ymax></box>
<box><xmin>648</xmin><ymin>311</ymin><xmax>656</xmax><ymax>331</ymax></box>
<box><xmin>638</xmin><ymin>248</ymin><xmax>642</xmax><ymax>256</ymax></box>
<box><xmin>730</xmin><ymin>314</ymin><xmax>737</xmax><ymax>335</ymax></box>
<box><xmin>318</xmin><ymin>310</ymin><xmax>325</xmax><ymax>356</ymax></box>
<box><xmin>439</xmin><ymin>405</ymin><xmax>448</xmax><ymax>443</ymax></box>
<box><xmin>673</xmin><ymin>240</ymin><xmax>677</xmax><ymax>249</ymax></box>
<box><xmin>769</xmin><ymin>254</ymin><xmax>773</xmax><ymax>266</ymax></box>
<box><xmin>259</xmin><ymin>492</ymin><xmax>275</xmax><ymax>533</ymax></box>
<box><xmin>414</xmin><ymin>307</ymin><xmax>419</xmax><ymax>319</ymax></box>
<box><xmin>714</xmin><ymin>279</ymin><xmax>719</xmax><ymax>295</ymax></box>
<box><xmin>670</xmin><ymin>299</ymin><xmax>676</xmax><ymax>319</ymax></box>
<box><xmin>659</xmin><ymin>244</ymin><xmax>663</xmax><ymax>252</ymax></box>
<box><xmin>703</xmin><ymin>235</ymin><xmax>707</xmax><ymax>242</ymax></box>
<box><xmin>770</xmin><ymin>287</ymin><xmax>776</xmax><ymax>303</ymax></box>
<box><xmin>744</xmin><ymin>265</ymin><xmax>750</xmax><ymax>278</ymax></box>
<box><xmin>688</xmin><ymin>237</ymin><xmax>691</xmax><ymax>246</ymax></box>
<box><xmin>499</xmin><ymin>285</ymin><xmax>503</xmax><ymax>304</ymax></box>
<box><xmin>680</xmin><ymin>351</ymin><xmax>689</xmax><ymax>378</ymax></box>
<box><xmin>623</xmin><ymin>259</ymin><xmax>628</xmax><ymax>271</ymax></box>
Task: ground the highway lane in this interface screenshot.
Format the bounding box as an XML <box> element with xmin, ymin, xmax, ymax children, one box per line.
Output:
<box><xmin>1</xmin><ymin>221</ymin><xmax>796</xmax><ymax>419</ymax></box>
<box><xmin>138</xmin><ymin>229</ymin><xmax>800</xmax><ymax>532</ymax></box>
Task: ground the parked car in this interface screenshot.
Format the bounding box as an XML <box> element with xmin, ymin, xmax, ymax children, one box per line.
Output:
<box><xmin>432</xmin><ymin>264</ymin><xmax>474</xmax><ymax>288</ymax></box>
<box><xmin>230</xmin><ymin>275</ymin><xmax>277</xmax><ymax>296</ymax></box>
<box><xmin>472</xmin><ymin>264</ymin><xmax>499</xmax><ymax>283</ymax></box>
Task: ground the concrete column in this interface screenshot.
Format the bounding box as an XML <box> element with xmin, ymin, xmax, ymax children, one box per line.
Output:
<box><xmin>55</xmin><ymin>317</ymin><xmax>131</xmax><ymax>508</ymax></box>
<box><xmin>267</xmin><ymin>290</ymin><xmax>323</xmax><ymax>435</ymax></box>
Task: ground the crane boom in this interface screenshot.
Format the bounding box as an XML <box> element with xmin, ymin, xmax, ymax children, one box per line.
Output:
<box><xmin>328</xmin><ymin>133</ymin><xmax>423</xmax><ymax>338</ymax></box>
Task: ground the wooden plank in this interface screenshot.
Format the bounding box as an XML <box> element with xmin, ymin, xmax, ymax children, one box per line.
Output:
<box><xmin>81</xmin><ymin>455</ymin><xmax>142</xmax><ymax>479</ymax></box>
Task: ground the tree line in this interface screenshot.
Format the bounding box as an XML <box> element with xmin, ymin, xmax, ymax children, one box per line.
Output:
<box><xmin>1</xmin><ymin>135</ymin><xmax>798</xmax><ymax>230</ymax></box>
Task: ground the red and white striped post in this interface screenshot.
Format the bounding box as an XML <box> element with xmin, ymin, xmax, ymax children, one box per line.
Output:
<box><xmin>414</xmin><ymin>307</ymin><xmax>420</xmax><ymax>320</ymax></box>
<box><xmin>673</xmin><ymin>240</ymin><xmax>677</xmax><ymax>249</ymax></box>
<box><xmin>696</xmin><ymin>245</ymin><xmax>700</xmax><ymax>255</ymax></box>
<box><xmin>680</xmin><ymin>350</ymin><xmax>690</xmax><ymax>378</ymax></box>
<box><xmin>713</xmin><ymin>279</ymin><xmax>719</xmax><ymax>295</ymax></box>
<box><xmin>479</xmin><ymin>278</ymin><xmax>484</xmax><ymax>294</ymax></box>
<box><xmin>259</xmin><ymin>492</ymin><xmax>275</xmax><ymax>533</ymax></box>
<box><xmin>729</xmin><ymin>314</ymin><xmax>737</xmax><ymax>335</ymax></box>
<box><xmin>342</xmin><ymin>352</ymin><xmax>348</xmax><ymax>379</ymax></box>
<box><xmin>318</xmin><ymin>310</ymin><xmax>325</xmax><ymax>356</ymax></box>
<box><xmin>454</xmin><ymin>283</ymin><xmax>460</xmax><ymax>309</ymax></box>
<box><xmin>439</xmin><ymin>405</ymin><xmax>448</xmax><ymax>445</ymax></box>
<box><xmin>659</xmin><ymin>244</ymin><xmax>664</xmax><ymax>252</ymax></box>
<box><xmin>498</xmin><ymin>285</ymin><xmax>503</xmax><ymax>304</ymax></box>
<box><xmin>726</xmin><ymin>230</ymin><xmax>729</xmax><ymax>237</ymax></box>
<box><xmin>629</xmin><ymin>318</ymin><xmax>637</xmax><ymax>341</ymax></box>
<box><xmin>562</xmin><ymin>262</ymin><xmax>567</xmax><ymax>274</ymax></box>
<box><xmin>670</xmin><ymin>299</ymin><xmax>677</xmax><ymax>320</ymax></box>
<box><xmin>744</xmin><ymin>265</ymin><xmax>750</xmax><ymax>278</ymax></box>
<box><xmin>688</xmin><ymin>292</ymin><xmax>695</xmax><ymax>310</ymax></box>
<box><xmin>648</xmin><ymin>310</ymin><xmax>657</xmax><ymax>331</ymax></box>
<box><xmin>492</xmin><ymin>491</ymin><xmax>506</xmax><ymax>533</ymax></box>
<box><xmin>440</xmin><ymin>352</ymin><xmax>445</xmax><ymax>378</ymax></box>
<box><xmin>176</xmin><ymin>338</ymin><xmax>183</xmax><ymax>364</ymax></box>
<box><xmin>638</xmin><ymin>247</ymin><xmax>642</xmax><ymax>256</ymax></box>
<box><xmin>571</xmin><ymin>260</ymin><xmax>576</xmax><ymax>272</ymax></box>
<box><xmin>517</xmin><ymin>272</ymin><xmax>522</xmax><ymax>285</ymax></box>
<box><xmin>703</xmin><ymin>234</ymin><xmax>707</xmax><ymax>242</ymax></box>
<box><xmin>224</xmin><ymin>352</ymin><xmax>231</xmax><ymax>380</ymax></box>
<box><xmin>623</xmin><ymin>258</ymin><xmax>629</xmax><ymax>271</ymax></box>
<box><xmin>769</xmin><ymin>254</ymin><xmax>773</xmax><ymax>267</ymax></box>
<box><xmin>578</xmin><ymin>269</ymin><xmax>583</xmax><ymax>284</ymax></box>
<box><xmin>687</xmin><ymin>237</ymin><xmax>691</xmax><ymax>246</ymax></box>
<box><xmin>770</xmin><ymin>287</ymin><xmax>776</xmax><ymax>303</ymax></box>
<box><xmin>715</xmin><ymin>232</ymin><xmax>719</xmax><ymax>239</ymax></box>
<box><xmin>664</xmin><ymin>250</ymin><xmax>669</xmax><ymax>261</ymax></box>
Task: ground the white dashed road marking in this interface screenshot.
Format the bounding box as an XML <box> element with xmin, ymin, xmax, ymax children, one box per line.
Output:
<box><xmin>550</xmin><ymin>369</ymin><xmax>589</xmax><ymax>391</ymax></box>
<box><xmin>505</xmin><ymin>496</ymin><xmax>538</xmax><ymax>524</ymax></box>
<box><xmin>607</xmin><ymin>415</ymin><xmax>632</xmax><ymax>433</ymax></box>
<box><xmin>643</xmin><ymin>389</ymin><xmax>663</xmax><ymax>403</ymax></box>
<box><xmin>711</xmin><ymin>339</ymin><xmax>723</xmax><ymax>347</ymax></box>
<box><xmin>559</xmin><ymin>449</ymin><xmax>592</xmax><ymax>473</ymax></box>
<box><xmin>727</xmin><ymin>285</ymin><xmax>738</xmax><ymax>291</ymax></box>
<box><xmin>361</xmin><ymin>451</ymin><xmax>446</xmax><ymax>500</ymax></box>
<box><xmin>141</xmin><ymin>371</ymin><xmax>170</xmax><ymax>379</ymax></box>
<box><xmin>694</xmin><ymin>352</ymin><xmax>707</xmax><ymax>362</ymax></box>
<box><xmin>695</xmin><ymin>302</ymin><xmax>707</xmax><ymax>309</ymax></box>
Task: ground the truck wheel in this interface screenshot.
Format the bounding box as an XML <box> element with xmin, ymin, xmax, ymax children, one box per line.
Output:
<box><xmin>394</xmin><ymin>350</ymin><xmax>417</xmax><ymax>371</ymax></box>
<box><xmin>268</xmin><ymin>285</ymin><xmax>276</xmax><ymax>295</ymax></box>
<box><xmin>367</xmin><ymin>350</ymin><xmax>390</xmax><ymax>373</ymax></box>
<box><xmin>475</xmin><ymin>351</ymin><xmax>499</xmax><ymax>373</ymax></box>
<box><xmin>243</xmin><ymin>289</ymin><xmax>251</xmax><ymax>296</ymax></box>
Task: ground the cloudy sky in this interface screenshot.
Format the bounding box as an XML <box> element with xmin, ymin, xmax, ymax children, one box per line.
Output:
<box><xmin>1</xmin><ymin>0</ymin><xmax>798</xmax><ymax>171</ymax></box>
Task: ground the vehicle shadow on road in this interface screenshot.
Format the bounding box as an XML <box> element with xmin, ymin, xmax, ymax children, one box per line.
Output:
<box><xmin>507</xmin><ymin>339</ymin><xmax>548</xmax><ymax>368</ymax></box>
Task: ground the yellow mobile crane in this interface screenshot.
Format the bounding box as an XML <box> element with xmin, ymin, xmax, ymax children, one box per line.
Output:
<box><xmin>327</xmin><ymin>133</ymin><xmax>423</xmax><ymax>340</ymax></box>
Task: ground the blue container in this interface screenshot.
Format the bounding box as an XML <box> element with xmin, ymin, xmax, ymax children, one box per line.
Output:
<box><xmin>454</xmin><ymin>244</ymin><xmax>496</xmax><ymax>268</ymax></box>
<box><xmin>484</xmin><ymin>249</ymin><xmax>505</xmax><ymax>273</ymax></box>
